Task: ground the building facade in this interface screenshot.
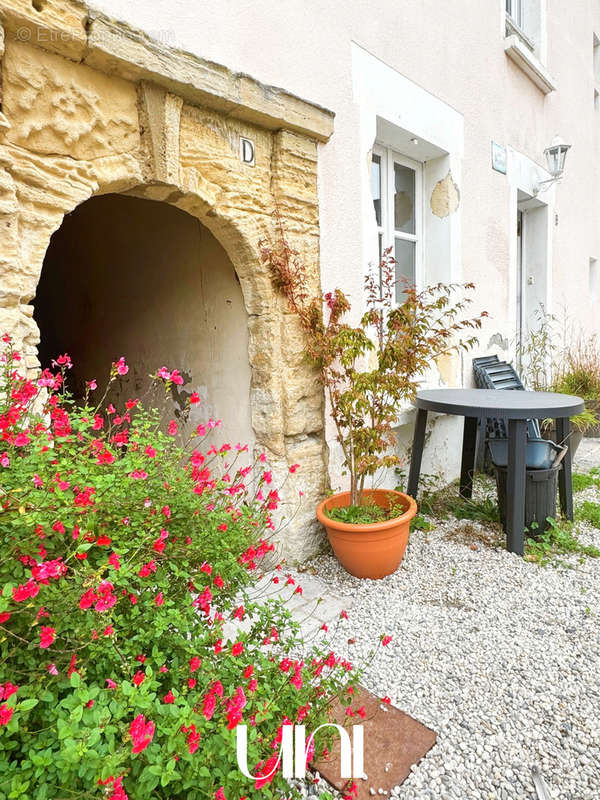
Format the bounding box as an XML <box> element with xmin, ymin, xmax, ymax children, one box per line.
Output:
<box><xmin>0</xmin><ymin>0</ymin><xmax>598</xmax><ymax>559</ymax></box>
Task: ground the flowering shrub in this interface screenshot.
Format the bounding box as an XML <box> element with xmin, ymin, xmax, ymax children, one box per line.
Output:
<box><xmin>0</xmin><ymin>338</ymin><xmax>359</xmax><ymax>799</ymax></box>
<box><xmin>261</xmin><ymin>222</ymin><xmax>487</xmax><ymax>506</ymax></box>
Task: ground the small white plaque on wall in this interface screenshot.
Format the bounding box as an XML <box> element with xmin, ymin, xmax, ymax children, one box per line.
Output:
<box><xmin>491</xmin><ymin>141</ymin><xmax>507</xmax><ymax>174</ymax></box>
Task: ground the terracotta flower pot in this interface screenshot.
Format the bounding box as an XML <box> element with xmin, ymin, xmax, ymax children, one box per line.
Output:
<box><xmin>316</xmin><ymin>489</ymin><xmax>418</xmax><ymax>580</ymax></box>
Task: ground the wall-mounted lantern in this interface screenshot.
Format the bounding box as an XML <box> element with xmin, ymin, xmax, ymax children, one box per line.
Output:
<box><xmin>534</xmin><ymin>135</ymin><xmax>571</xmax><ymax>194</ymax></box>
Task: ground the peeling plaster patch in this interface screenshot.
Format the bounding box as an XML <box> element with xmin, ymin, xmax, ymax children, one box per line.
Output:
<box><xmin>436</xmin><ymin>351</ymin><xmax>459</xmax><ymax>387</ymax></box>
<box><xmin>430</xmin><ymin>170</ymin><xmax>460</xmax><ymax>218</ymax></box>
<box><xmin>487</xmin><ymin>333</ymin><xmax>509</xmax><ymax>350</ymax></box>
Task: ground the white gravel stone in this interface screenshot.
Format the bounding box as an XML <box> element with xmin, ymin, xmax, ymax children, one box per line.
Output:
<box><xmin>285</xmin><ymin>454</ymin><xmax>600</xmax><ymax>800</ymax></box>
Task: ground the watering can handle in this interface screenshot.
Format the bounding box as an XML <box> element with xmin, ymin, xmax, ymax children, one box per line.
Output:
<box><xmin>552</xmin><ymin>445</ymin><xmax>568</xmax><ymax>467</ymax></box>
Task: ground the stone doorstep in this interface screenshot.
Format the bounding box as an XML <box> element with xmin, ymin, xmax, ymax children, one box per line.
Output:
<box><xmin>312</xmin><ymin>687</ymin><xmax>437</xmax><ymax>799</ymax></box>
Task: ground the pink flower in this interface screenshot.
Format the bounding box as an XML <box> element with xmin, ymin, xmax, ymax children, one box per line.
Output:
<box><xmin>108</xmin><ymin>552</ymin><xmax>121</xmax><ymax>570</ymax></box>
<box><xmin>381</xmin><ymin>635</ymin><xmax>392</xmax><ymax>647</ymax></box>
<box><xmin>168</xmin><ymin>420</ymin><xmax>178</xmax><ymax>436</ymax></box>
<box><xmin>189</xmin><ymin>656</ymin><xmax>202</xmax><ymax>672</ymax></box>
<box><xmin>47</xmin><ymin>664</ymin><xmax>58</xmax><ymax>676</ymax></box>
<box><xmin>39</xmin><ymin>626</ymin><xmax>56</xmax><ymax>649</ymax></box>
<box><xmin>106</xmin><ymin>679</ymin><xmax>117</xmax><ymax>689</ymax></box>
<box><xmin>145</xmin><ymin>445</ymin><xmax>157</xmax><ymax>458</ymax></box>
<box><xmin>0</xmin><ymin>704</ymin><xmax>14</xmax><ymax>726</ymax></box>
<box><xmin>51</xmin><ymin>354</ymin><xmax>72</xmax><ymax>370</ymax></box>
<box><xmin>190</xmin><ymin>392</ymin><xmax>200</xmax><ymax>404</ymax></box>
<box><xmin>129</xmin><ymin>714</ymin><xmax>155</xmax><ymax>753</ymax></box>
<box><xmin>215</xmin><ymin>789</ymin><xmax>226</xmax><ymax>800</ymax></box>
<box><xmin>0</xmin><ymin>683</ymin><xmax>18</xmax><ymax>701</ymax></box>
<box><xmin>155</xmin><ymin>592</ymin><xmax>164</xmax><ymax>607</ymax></box>
<box><xmin>114</xmin><ymin>357</ymin><xmax>129</xmax><ymax>376</ymax></box>
<box><xmin>289</xmin><ymin>463</ymin><xmax>300</xmax><ymax>473</ymax></box>
<box><xmin>202</xmin><ymin>692</ymin><xmax>216</xmax><ymax>721</ymax></box>
<box><xmin>231</xmin><ymin>642</ymin><xmax>244</xmax><ymax>657</ymax></box>
<box><xmin>87</xmin><ymin>379</ymin><xmax>97</xmax><ymax>390</ymax></box>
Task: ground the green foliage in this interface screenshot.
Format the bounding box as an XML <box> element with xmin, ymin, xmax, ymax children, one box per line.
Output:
<box><xmin>525</xmin><ymin>518</ymin><xmax>600</xmax><ymax>565</ymax></box>
<box><xmin>518</xmin><ymin>307</ymin><xmax>600</xmax><ymax>432</ymax></box>
<box><xmin>410</xmin><ymin>514</ymin><xmax>434</xmax><ymax>532</ymax></box>
<box><xmin>261</xmin><ymin>221</ymin><xmax>486</xmax><ymax>506</ymax></box>
<box><xmin>572</xmin><ymin>471</ymin><xmax>600</xmax><ymax>492</ymax></box>
<box><xmin>325</xmin><ymin>498</ymin><xmax>407</xmax><ymax>525</ymax></box>
<box><xmin>576</xmin><ymin>500</ymin><xmax>600</xmax><ymax>529</ymax></box>
<box><xmin>0</xmin><ymin>342</ymin><xmax>359</xmax><ymax>800</ymax></box>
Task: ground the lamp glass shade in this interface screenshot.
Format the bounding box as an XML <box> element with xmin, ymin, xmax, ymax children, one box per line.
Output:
<box><xmin>544</xmin><ymin>140</ymin><xmax>570</xmax><ymax>177</ymax></box>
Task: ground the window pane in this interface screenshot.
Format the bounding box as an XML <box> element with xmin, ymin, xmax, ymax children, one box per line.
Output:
<box><xmin>371</xmin><ymin>154</ymin><xmax>382</xmax><ymax>226</ymax></box>
<box><xmin>394</xmin><ymin>163</ymin><xmax>415</xmax><ymax>234</ymax></box>
<box><xmin>394</xmin><ymin>239</ymin><xmax>416</xmax><ymax>302</ymax></box>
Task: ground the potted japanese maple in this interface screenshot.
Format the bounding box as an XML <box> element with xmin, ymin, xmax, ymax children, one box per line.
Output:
<box><xmin>261</xmin><ymin>231</ymin><xmax>486</xmax><ymax>579</ymax></box>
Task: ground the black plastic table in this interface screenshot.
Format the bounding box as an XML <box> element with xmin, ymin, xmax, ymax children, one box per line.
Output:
<box><xmin>406</xmin><ymin>389</ymin><xmax>585</xmax><ymax>555</ymax></box>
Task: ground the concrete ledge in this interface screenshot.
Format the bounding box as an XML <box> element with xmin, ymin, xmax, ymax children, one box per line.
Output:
<box><xmin>83</xmin><ymin>13</ymin><xmax>335</xmax><ymax>142</ymax></box>
<box><xmin>504</xmin><ymin>35</ymin><xmax>556</xmax><ymax>95</ymax></box>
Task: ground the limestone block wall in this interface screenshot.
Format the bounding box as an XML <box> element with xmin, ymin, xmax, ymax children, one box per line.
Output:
<box><xmin>0</xmin><ymin>0</ymin><xmax>335</xmax><ymax>561</ymax></box>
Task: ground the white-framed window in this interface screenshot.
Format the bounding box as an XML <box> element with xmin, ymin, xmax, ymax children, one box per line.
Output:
<box><xmin>506</xmin><ymin>0</ymin><xmax>523</xmax><ymax>28</ymax></box>
<box><xmin>505</xmin><ymin>0</ymin><xmax>541</xmax><ymax>54</ymax></box>
<box><xmin>371</xmin><ymin>144</ymin><xmax>422</xmax><ymax>303</ymax></box>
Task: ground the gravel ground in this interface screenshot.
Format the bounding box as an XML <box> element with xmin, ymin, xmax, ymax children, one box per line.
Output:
<box><xmin>298</xmin><ymin>475</ymin><xmax>600</xmax><ymax>799</ymax></box>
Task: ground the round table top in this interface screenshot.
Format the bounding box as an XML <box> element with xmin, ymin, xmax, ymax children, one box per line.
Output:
<box><xmin>415</xmin><ymin>388</ymin><xmax>585</xmax><ymax>418</ymax></box>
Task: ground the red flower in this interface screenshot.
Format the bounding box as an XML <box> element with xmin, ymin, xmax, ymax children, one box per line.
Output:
<box><xmin>289</xmin><ymin>463</ymin><xmax>300</xmax><ymax>473</ymax></box>
<box><xmin>243</xmin><ymin>665</ymin><xmax>254</xmax><ymax>679</ymax></box>
<box><xmin>202</xmin><ymin>692</ymin><xmax>216</xmax><ymax>721</ymax></box>
<box><xmin>215</xmin><ymin>788</ymin><xmax>226</xmax><ymax>800</ymax></box>
<box><xmin>381</xmin><ymin>695</ymin><xmax>392</xmax><ymax>705</ymax></box>
<box><xmin>155</xmin><ymin>592</ymin><xmax>164</xmax><ymax>606</ymax></box>
<box><xmin>181</xmin><ymin>723</ymin><xmax>200</xmax><ymax>754</ymax></box>
<box><xmin>163</xmin><ymin>690</ymin><xmax>175</xmax><ymax>704</ymax></box>
<box><xmin>129</xmin><ymin>714</ymin><xmax>155</xmax><ymax>753</ymax></box>
<box><xmin>0</xmin><ymin>683</ymin><xmax>18</xmax><ymax>701</ymax></box>
<box><xmin>13</xmin><ymin>580</ymin><xmax>39</xmax><ymax>603</ymax></box>
<box><xmin>132</xmin><ymin>671</ymin><xmax>145</xmax><ymax>687</ymax></box>
<box><xmin>340</xmin><ymin>610</ymin><xmax>349</xmax><ymax>620</ymax></box>
<box><xmin>231</xmin><ymin>642</ymin><xmax>244</xmax><ymax>657</ymax></box>
<box><xmin>190</xmin><ymin>392</ymin><xmax>200</xmax><ymax>404</ymax></box>
<box><xmin>0</xmin><ymin>704</ymin><xmax>14</xmax><ymax>726</ymax></box>
<box><xmin>139</xmin><ymin>560</ymin><xmax>157</xmax><ymax>578</ymax></box>
<box><xmin>381</xmin><ymin>635</ymin><xmax>392</xmax><ymax>647</ymax></box>
<box><xmin>39</xmin><ymin>626</ymin><xmax>56</xmax><ymax>649</ymax></box>
<box><xmin>189</xmin><ymin>656</ymin><xmax>201</xmax><ymax>672</ymax></box>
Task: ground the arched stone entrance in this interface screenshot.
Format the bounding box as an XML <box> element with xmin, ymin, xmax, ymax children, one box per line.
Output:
<box><xmin>34</xmin><ymin>193</ymin><xmax>254</xmax><ymax>451</ymax></box>
<box><xmin>0</xmin><ymin>5</ymin><xmax>334</xmax><ymax>559</ymax></box>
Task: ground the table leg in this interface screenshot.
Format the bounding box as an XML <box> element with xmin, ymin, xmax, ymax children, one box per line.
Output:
<box><xmin>506</xmin><ymin>418</ymin><xmax>527</xmax><ymax>556</ymax></box>
<box><xmin>556</xmin><ymin>416</ymin><xmax>574</xmax><ymax>520</ymax></box>
<box><xmin>407</xmin><ymin>408</ymin><xmax>428</xmax><ymax>499</ymax></box>
<box><xmin>459</xmin><ymin>416</ymin><xmax>478</xmax><ymax>499</ymax></box>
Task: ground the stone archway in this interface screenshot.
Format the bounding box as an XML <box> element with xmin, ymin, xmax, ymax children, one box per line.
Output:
<box><xmin>0</xmin><ymin>3</ymin><xmax>334</xmax><ymax>559</ymax></box>
<box><xmin>34</xmin><ymin>193</ymin><xmax>255</xmax><ymax>453</ymax></box>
